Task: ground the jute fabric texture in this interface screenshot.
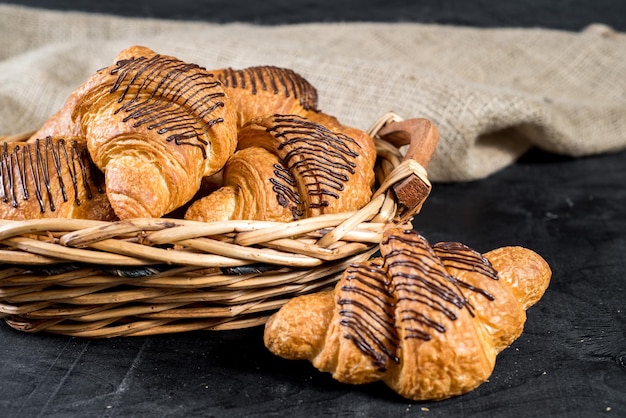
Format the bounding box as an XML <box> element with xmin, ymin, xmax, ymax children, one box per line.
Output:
<box><xmin>1</xmin><ymin>4</ymin><xmax>624</xmax><ymax>181</ymax></box>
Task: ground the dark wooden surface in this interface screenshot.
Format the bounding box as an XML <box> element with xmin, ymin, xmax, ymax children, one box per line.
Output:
<box><xmin>1</xmin><ymin>2</ymin><xmax>625</xmax><ymax>417</ymax></box>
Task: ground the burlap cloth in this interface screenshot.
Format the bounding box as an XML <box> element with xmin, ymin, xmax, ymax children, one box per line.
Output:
<box><xmin>1</xmin><ymin>4</ymin><xmax>625</xmax><ymax>182</ymax></box>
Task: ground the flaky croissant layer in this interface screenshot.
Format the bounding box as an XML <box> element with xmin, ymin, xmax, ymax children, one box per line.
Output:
<box><xmin>264</xmin><ymin>227</ymin><xmax>551</xmax><ymax>401</ymax></box>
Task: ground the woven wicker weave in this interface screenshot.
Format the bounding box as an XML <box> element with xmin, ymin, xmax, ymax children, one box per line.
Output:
<box><xmin>0</xmin><ymin>112</ymin><xmax>437</xmax><ymax>338</ymax></box>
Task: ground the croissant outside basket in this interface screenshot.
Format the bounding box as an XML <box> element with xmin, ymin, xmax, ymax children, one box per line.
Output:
<box><xmin>0</xmin><ymin>112</ymin><xmax>438</xmax><ymax>338</ymax></box>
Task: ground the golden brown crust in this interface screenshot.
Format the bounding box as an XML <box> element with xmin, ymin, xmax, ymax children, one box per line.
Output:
<box><xmin>433</xmin><ymin>242</ymin><xmax>526</xmax><ymax>353</ymax></box>
<box><xmin>264</xmin><ymin>290</ymin><xmax>335</xmax><ymax>361</ymax></box>
<box><xmin>31</xmin><ymin>45</ymin><xmax>238</xmax><ymax>219</ymax></box>
<box><xmin>484</xmin><ymin>246</ymin><xmax>552</xmax><ymax>310</ymax></box>
<box><xmin>312</xmin><ymin>259</ymin><xmax>395</xmax><ymax>385</ymax></box>
<box><xmin>183</xmin><ymin>185</ymin><xmax>237</xmax><ymax>223</ymax></box>
<box><xmin>185</xmin><ymin>147</ymin><xmax>297</xmax><ymax>222</ymax></box>
<box><xmin>213</xmin><ymin>65</ymin><xmax>319</xmax><ymax>128</ymax></box>
<box><xmin>0</xmin><ymin>136</ymin><xmax>115</xmax><ymax>221</ymax></box>
<box><xmin>303</xmin><ymin>111</ymin><xmax>378</xmax><ymax>192</ymax></box>
<box><xmin>263</xmin><ymin>227</ymin><xmax>552</xmax><ymax>401</ymax></box>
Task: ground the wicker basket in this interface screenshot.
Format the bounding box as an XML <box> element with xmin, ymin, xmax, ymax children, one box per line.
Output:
<box><xmin>0</xmin><ymin>112</ymin><xmax>437</xmax><ymax>338</ymax></box>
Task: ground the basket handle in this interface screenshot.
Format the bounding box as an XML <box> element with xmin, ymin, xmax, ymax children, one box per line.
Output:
<box><xmin>378</xmin><ymin>117</ymin><xmax>439</xmax><ymax>167</ymax></box>
<box><xmin>377</xmin><ymin>117</ymin><xmax>440</xmax><ymax>216</ymax></box>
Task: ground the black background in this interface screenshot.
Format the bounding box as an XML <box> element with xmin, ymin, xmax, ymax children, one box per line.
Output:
<box><xmin>2</xmin><ymin>0</ymin><xmax>626</xmax><ymax>31</ymax></box>
<box><xmin>1</xmin><ymin>1</ymin><xmax>625</xmax><ymax>417</ymax></box>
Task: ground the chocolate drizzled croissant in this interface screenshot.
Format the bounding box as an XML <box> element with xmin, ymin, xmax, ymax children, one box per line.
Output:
<box><xmin>184</xmin><ymin>114</ymin><xmax>377</xmax><ymax>222</ymax></box>
<box><xmin>0</xmin><ymin>136</ymin><xmax>115</xmax><ymax>220</ymax></box>
<box><xmin>214</xmin><ymin>65</ymin><xmax>319</xmax><ymax>128</ymax></box>
<box><xmin>31</xmin><ymin>46</ymin><xmax>238</xmax><ymax>219</ymax></box>
<box><xmin>264</xmin><ymin>227</ymin><xmax>551</xmax><ymax>401</ymax></box>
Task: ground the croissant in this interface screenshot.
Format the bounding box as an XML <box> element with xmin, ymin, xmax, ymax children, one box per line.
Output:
<box><xmin>0</xmin><ymin>136</ymin><xmax>115</xmax><ymax>221</ymax></box>
<box><xmin>31</xmin><ymin>45</ymin><xmax>238</xmax><ymax>219</ymax></box>
<box><xmin>184</xmin><ymin>113</ymin><xmax>377</xmax><ymax>222</ymax></box>
<box><xmin>214</xmin><ymin>65</ymin><xmax>320</xmax><ymax>128</ymax></box>
<box><xmin>184</xmin><ymin>146</ymin><xmax>297</xmax><ymax>222</ymax></box>
<box><xmin>264</xmin><ymin>227</ymin><xmax>552</xmax><ymax>401</ymax></box>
